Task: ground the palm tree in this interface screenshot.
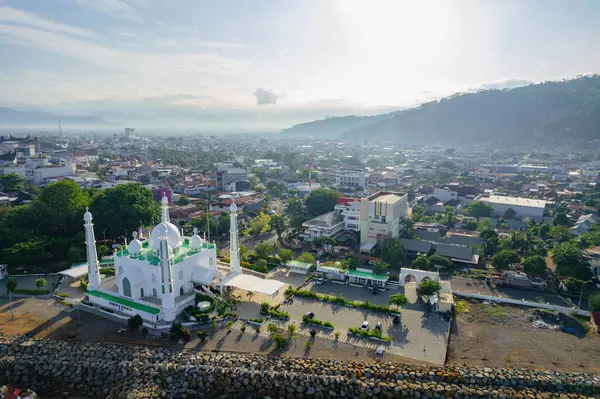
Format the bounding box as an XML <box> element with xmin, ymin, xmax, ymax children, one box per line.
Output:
<box><xmin>5</xmin><ymin>277</ymin><xmax>17</xmax><ymax>320</ymax></box>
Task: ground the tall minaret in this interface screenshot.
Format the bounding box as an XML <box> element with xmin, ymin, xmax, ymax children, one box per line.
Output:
<box><xmin>83</xmin><ymin>208</ymin><xmax>101</xmax><ymax>291</ymax></box>
<box><xmin>159</xmin><ymin>223</ymin><xmax>175</xmax><ymax>318</ymax></box>
<box><xmin>229</xmin><ymin>201</ymin><xmax>241</xmax><ymax>276</ymax></box>
<box><xmin>160</xmin><ymin>194</ymin><xmax>170</xmax><ymax>223</ymax></box>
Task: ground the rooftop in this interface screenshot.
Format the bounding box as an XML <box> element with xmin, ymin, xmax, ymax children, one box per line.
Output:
<box><xmin>303</xmin><ymin>211</ymin><xmax>344</xmax><ymax>228</ymax></box>
<box><xmin>365</xmin><ymin>191</ymin><xmax>406</xmax><ymax>204</ymax></box>
<box><xmin>482</xmin><ymin>195</ymin><xmax>549</xmax><ymax>209</ymax></box>
<box><xmin>116</xmin><ymin>239</ymin><xmax>215</xmax><ymax>266</ymax></box>
<box><xmin>346</xmin><ymin>269</ymin><xmax>389</xmax><ymax>282</ymax></box>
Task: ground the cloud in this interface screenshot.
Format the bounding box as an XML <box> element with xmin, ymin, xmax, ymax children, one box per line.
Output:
<box><xmin>0</xmin><ymin>6</ymin><xmax>97</xmax><ymax>38</ymax></box>
<box><xmin>73</xmin><ymin>0</ymin><xmax>141</xmax><ymax>22</ymax></box>
<box><xmin>472</xmin><ymin>78</ymin><xmax>533</xmax><ymax>91</ymax></box>
<box><xmin>254</xmin><ymin>87</ymin><xmax>280</xmax><ymax>105</ymax></box>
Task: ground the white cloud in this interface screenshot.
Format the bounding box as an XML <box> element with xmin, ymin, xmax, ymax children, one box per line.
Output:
<box><xmin>254</xmin><ymin>87</ymin><xmax>280</xmax><ymax>105</ymax></box>
<box><xmin>0</xmin><ymin>6</ymin><xmax>97</xmax><ymax>38</ymax></box>
<box><xmin>73</xmin><ymin>0</ymin><xmax>141</xmax><ymax>22</ymax></box>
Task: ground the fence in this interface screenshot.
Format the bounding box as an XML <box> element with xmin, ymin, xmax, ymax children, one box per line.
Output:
<box><xmin>453</xmin><ymin>291</ymin><xmax>590</xmax><ymax>317</ymax></box>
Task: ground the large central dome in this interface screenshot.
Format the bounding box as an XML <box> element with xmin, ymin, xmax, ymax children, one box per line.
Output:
<box><xmin>150</xmin><ymin>221</ymin><xmax>182</xmax><ymax>250</ymax></box>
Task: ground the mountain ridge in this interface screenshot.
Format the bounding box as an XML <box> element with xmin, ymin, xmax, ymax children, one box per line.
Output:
<box><xmin>0</xmin><ymin>107</ymin><xmax>116</xmax><ymax>128</ymax></box>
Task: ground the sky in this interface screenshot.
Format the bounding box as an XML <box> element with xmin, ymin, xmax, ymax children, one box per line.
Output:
<box><xmin>1</xmin><ymin>0</ymin><xmax>600</xmax><ymax>131</ymax></box>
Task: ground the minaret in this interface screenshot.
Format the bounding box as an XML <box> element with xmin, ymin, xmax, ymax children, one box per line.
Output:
<box><xmin>229</xmin><ymin>201</ymin><xmax>241</xmax><ymax>276</ymax></box>
<box><xmin>160</xmin><ymin>194</ymin><xmax>170</xmax><ymax>223</ymax></box>
<box><xmin>83</xmin><ymin>208</ymin><xmax>101</xmax><ymax>291</ymax></box>
<box><xmin>159</xmin><ymin>223</ymin><xmax>175</xmax><ymax>318</ymax></box>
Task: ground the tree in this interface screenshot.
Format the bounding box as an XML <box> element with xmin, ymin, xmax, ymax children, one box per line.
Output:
<box><xmin>428</xmin><ymin>255</ymin><xmax>453</xmax><ymax>269</ymax></box>
<box><xmin>286</xmin><ymin>323</ymin><xmax>297</xmax><ymax>338</ymax></box>
<box><xmin>5</xmin><ymin>277</ymin><xmax>17</xmax><ymax>320</ymax></box>
<box><xmin>178</xmin><ymin>195</ymin><xmax>191</xmax><ymax>206</ymax></box>
<box><xmin>549</xmin><ymin>225</ymin><xmax>572</xmax><ymax>243</ymax></box>
<box><xmin>373</xmin><ymin>260</ymin><xmax>389</xmax><ymax>275</ymax></box>
<box><xmin>589</xmin><ymin>293</ymin><xmax>600</xmax><ymax>312</ymax></box>
<box><xmin>239</xmin><ymin>245</ymin><xmax>249</xmax><ymax>260</ymax></box>
<box><xmin>127</xmin><ymin>314</ymin><xmax>143</xmax><ymax>331</ymax></box>
<box><xmin>418</xmin><ymin>279</ymin><xmax>441</xmax><ymax>296</ymax></box>
<box><xmin>564</xmin><ymin>277</ymin><xmax>585</xmax><ymax>294</ymax></box>
<box><xmin>491</xmin><ymin>249</ymin><xmax>519</xmax><ymax>270</ymax></box>
<box><xmin>412</xmin><ymin>254</ymin><xmax>432</xmax><ymax>270</ymax></box>
<box><xmin>477</xmin><ymin>218</ymin><xmax>493</xmax><ymax>231</ymax></box>
<box><xmin>217</xmin><ymin>214</ymin><xmax>231</xmax><ymax>237</ymax></box>
<box><xmin>68</xmin><ymin>245</ymin><xmax>86</xmax><ymax>264</ymax></box>
<box><xmin>278</xmin><ymin>248</ymin><xmax>294</xmax><ymax>264</ymax></box>
<box><xmin>269</xmin><ymin>215</ymin><xmax>286</xmax><ymax>240</ymax></box>
<box><xmin>552</xmin><ymin>211</ymin><xmax>570</xmax><ymax>227</ymax></box>
<box><xmin>296</xmin><ymin>252</ymin><xmax>315</xmax><ymax>264</ymax></box>
<box><xmin>34</xmin><ymin>277</ymin><xmax>47</xmax><ymax>290</ymax></box>
<box><xmin>285</xmin><ymin>196</ymin><xmax>306</xmax><ymax>218</ymax></box>
<box><xmin>248</xmin><ymin>213</ymin><xmax>271</xmax><ymax>236</ymax></box>
<box><xmin>539</xmin><ymin>224</ymin><xmax>551</xmax><ymax>239</ymax></box>
<box><xmin>304</xmin><ymin>188</ymin><xmax>339</xmax><ymax>217</ymax></box>
<box><xmin>522</xmin><ymin>255</ymin><xmax>547</xmax><ymax>275</ymax></box>
<box><xmin>398</xmin><ymin>216</ymin><xmax>416</xmax><ymax>238</ymax></box>
<box><xmin>380</xmin><ymin>239</ymin><xmax>406</xmax><ymax>267</ymax></box>
<box><xmin>388</xmin><ymin>294</ymin><xmax>409</xmax><ymax>307</ymax></box>
<box><xmin>90</xmin><ymin>183</ymin><xmax>160</xmax><ymax>239</ymax></box>
<box><xmin>467</xmin><ymin>201</ymin><xmax>494</xmax><ymax>219</ymax></box>
<box><xmin>0</xmin><ymin>173</ymin><xmax>26</xmax><ymax>192</ymax></box>
<box><xmin>346</xmin><ymin>257</ymin><xmax>360</xmax><ymax>271</ymax></box>
<box><xmin>551</xmin><ymin>242</ymin><xmax>592</xmax><ymax>280</ymax></box>
<box><xmin>465</xmin><ymin>220</ymin><xmax>478</xmax><ymax>230</ymax></box>
<box><xmin>254</xmin><ymin>242</ymin><xmax>274</xmax><ymax>259</ymax></box>
<box><xmin>442</xmin><ymin>207</ymin><xmax>457</xmax><ymax>228</ymax></box>
<box><xmin>503</xmin><ymin>208</ymin><xmax>517</xmax><ymax>220</ymax></box>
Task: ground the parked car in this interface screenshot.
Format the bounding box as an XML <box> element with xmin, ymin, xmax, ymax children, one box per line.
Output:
<box><xmin>305</xmin><ymin>312</ymin><xmax>315</xmax><ymax>319</ymax></box>
<box><xmin>360</xmin><ymin>321</ymin><xmax>369</xmax><ymax>331</ymax></box>
<box><xmin>315</xmin><ymin>278</ymin><xmax>324</xmax><ymax>285</ymax></box>
<box><xmin>368</xmin><ymin>260</ymin><xmax>376</xmax><ymax>265</ymax></box>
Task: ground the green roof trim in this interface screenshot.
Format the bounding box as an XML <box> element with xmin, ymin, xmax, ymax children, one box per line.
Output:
<box><xmin>71</xmin><ymin>259</ymin><xmax>114</xmax><ymax>268</ymax></box>
<box><xmin>288</xmin><ymin>260</ymin><xmax>312</xmax><ymax>268</ymax></box>
<box><xmin>87</xmin><ymin>290</ymin><xmax>160</xmax><ymax>315</ymax></box>
<box><xmin>346</xmin><ymin>269</ymin><xmax>390</xmax><ymax>281</ymax></box>
<box><xmin>115</xmin><ymin>239</ymin><xmax>216</xmax><ymax>266</ymax></box>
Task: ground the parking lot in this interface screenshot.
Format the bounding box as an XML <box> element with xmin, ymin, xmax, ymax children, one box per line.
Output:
<box><xmin>280</xmin><ymin>281</ymin><xmax>450</xmax><ymax>365</ymax></box>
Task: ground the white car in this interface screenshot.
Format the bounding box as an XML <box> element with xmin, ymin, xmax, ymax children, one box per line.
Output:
<box><xmin>360</xmin><ymin>321</ymin><xmax>369</xmax><ymax>331</ymax></box>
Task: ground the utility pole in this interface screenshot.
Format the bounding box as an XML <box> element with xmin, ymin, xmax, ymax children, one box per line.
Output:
<box><xmin>578</xmin><ymin>282</ymin><xmax>585</xmax><ymax>309</ymax></box>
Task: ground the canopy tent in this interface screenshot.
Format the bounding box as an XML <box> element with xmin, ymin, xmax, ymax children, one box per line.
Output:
<box><xmin>58</xmin><ymin>264</ymin><xmax>89</xmax><ymax>279</ymax></box>
<box><xmin>359</xmin><ymin>242</ymin><xmax>376</xmax><ymax>254</ymax></box>
<box><xmin>223</xmin><ymin>274</ymin><xmax>286</xmax><ymax>296</ymax></box>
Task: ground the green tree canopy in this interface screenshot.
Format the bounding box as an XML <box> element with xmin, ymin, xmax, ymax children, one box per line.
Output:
<box><xmin>346</xmin><ymin>257</ymin><xmax>360</xmax><ymax>270</ymax></box>
<box><xmin>304</xmin><ymin>188</ymin><xmax>339</xmax><ymax>217</ymax></box>
<box><xmin>380</xmin><ymin>239</ymin><xmax>406</xmax><ymax>268</ymax></box>
<box><xmin>5</xmin><ymin>276</ymin><xmax>17</xmax><ymax>294</ymax></box>
<box><xmin>269</xmin><ymin>215</ymin><xmax>286</xmax><ymax>239</ymax></box>
<box><xmin>0</xmin><ymin>173</ymin><xmax>26</xmax><ymax>192</ymax></box>
<box><xmin>539</xmin><ymin>224</ymin><xmax>551</xmax><ymax>239</ymax></box>
<box><xmin>549</xmin><ymin>225</ymin><xmax>572</xmax><ymax>243</ymax></box>
<box><xmin>467</xmin><ymin>201</ymin><xmax>494</xmax><ymax>219</ymax></box>
<box><xmin>388</xmin><ymin>294</ymin><xmax>409</xmax><ymax>307</ymax></box>
<box><xmin>296</xmin><ymin>252</ymin><xmax>315</xmax><ymax>264</ymax></box>
<box><xmin>491</xmin><ymin>249</ymin><xmax>519</xmax><ymax>270</ymax></box>
<box><xmin>589</xmin><ymin>293</ymin><xmax>600</xmax><ymax>312</ymax></box>
<box><xmin>277</xmin><ymin>248</ymin><xmax>294</xmax><ymax>264</ymax></box>
<box><xmin>248</xmin><ymin>213</ymin><xmax>271</xmax><ymax>236</ymax></box>
<box><xmin>551</xmin><ymin>242</ymin><xmax>592</xmax><ymax>280</ymax></box>
<box><xmin>127</xmin><ymin>314</ymin><xmax>144</xmax><ymax>331</ymax></box>
<box><xmin>35</xmin><ymin>277</ymin><xmax>47</xmax><ymax>289</ymax></box>
<box><xmin>412</xmin><ymin>254</ymin><xmax>432</xmax><ymax>270</ymax></box>
<box><xmin>418</xmin><ymin>279</ymin><xmax>442</xmax><ymax>296</ymax></box>
<box><xmin>254</xmin><ymin>242</ymin><xmax>274</xmax><ymax>259</ymax></box>
<box><xmin>90</xmin><ymin>183</ymin><xmax>160</xmax><ymax>239</ymax></box>
<box><xmin>373</xmin><ymin>260</ymin><xmax>389</xmax><ymax>275</ymax></box>
<box><xmin>428</xmin><ymin>254</ymin><xmax>453</xmax><ymax>269</ymax></box>
<box><xmin>522</xmin><ymin>255</ymin><xmax>547</xmax><ymax>275</ymax></box>
<box><xmin>177</xmin><ymin>195</ymin><xmax>191</xmax><ymax>205</ymax></box>
<box><xmin>564</xmin><ymin>277</ymin><xmax>585</xmax><ymax>294</ymax></box>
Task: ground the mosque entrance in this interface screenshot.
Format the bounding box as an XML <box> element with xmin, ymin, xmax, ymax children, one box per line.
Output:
<box><xmin>122</xmin><ymin>277</ymin><xmax>132</xmax><ymax>297</ymax></box>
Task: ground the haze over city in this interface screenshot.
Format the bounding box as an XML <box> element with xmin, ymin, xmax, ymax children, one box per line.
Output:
<box><xmin>1</xmin><ymin>0</ymin><xmax>600</xmax><ymax>131</ymax></box>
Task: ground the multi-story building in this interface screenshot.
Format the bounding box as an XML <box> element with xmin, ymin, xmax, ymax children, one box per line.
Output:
<box><xmin>335</xmin><ymin>169</ymin><xmax>369</xmax><ymax>192</ymax></box>
<box><xmin>215</xmin><ymin>163</ymin><xmax>249</xmax><ymax>192</ymax></box>
<box><xmin>359</xmin><ymin>191</ymin><xmax>408</xmax><ymax>246</ymax></box>
<box><xmin>334</xmin><ymin>197</ymin><xmax>361</xmax><ymax>231</ymax></box>
<box><xmin>300</xmin><ymin>211</ymin><xmax>344</xmax><ymax>241</ymax></box>
<box><xmin>477</xmin><ymin>195</ymin><xmax>550</xmax><ymax>220</ymax></box>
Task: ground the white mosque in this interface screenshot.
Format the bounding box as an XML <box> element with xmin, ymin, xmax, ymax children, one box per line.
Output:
<box><xmin>83</xmin><ymin>194</ymin><xmax>286</xmax><ymax>324</ymax></box>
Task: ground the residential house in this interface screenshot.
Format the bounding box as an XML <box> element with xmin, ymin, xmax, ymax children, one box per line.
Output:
<box><xmin>334</xmin><ymin>197</ymin><xmax>361</xmax><ymax>231</ymax></box>
<box><xmin>571</xmin><ymin>214</ymin><xmax>600</xmax><ymax>236</ymax></box>
<box><xmin>300</xmin><ymin>211</ymin><xmax>344</xmax><ymax>241</ymax></box>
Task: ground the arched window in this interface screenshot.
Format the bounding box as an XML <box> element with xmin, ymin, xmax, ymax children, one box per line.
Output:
<box><xmin>178</xmin><ymin>270</ymin><xmax>183</xmax><ymax>280</ymax></box>
<box><xmin>118</xmin><ymin>266</ymin><xmax>124</xmax><ymax>275</ymax></box>
<box><xmin>122</xmin><ymin>277</ymin><xmax>131</xmax><ymax>297</ymax></box>
<box><xmin>140</xmin><ymin>287</ymin><xmax>144</xmax><ymax>297</ymax></box>
<box><xmin>209</xmin><ymin>257</ymin><xmax>214</xmax><ymax>266</ymax></box>
<box><xmin>180</xmin><ymin>286</ymin><xmax>184</xmax><ymax>296</ymax></box>
<box><xmin>152</xmin><ymin>288</ymin><xmax>157</xmax><ymax>297</ymax></box>
<box><xmin>151</xmin><ymin>274</ymin><xmax>156</xmax><ymax>283</ymax></box>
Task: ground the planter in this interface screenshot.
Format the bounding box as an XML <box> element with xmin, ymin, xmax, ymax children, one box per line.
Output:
<box><xmin>303</xmin><ymin>321</ymin><xmax>334</xmax><ymax>331</ymax></box>
<box><xmin>247</xmin><ymin>320</ymin><xmax>264</xmax><ymax>327</ymax></box>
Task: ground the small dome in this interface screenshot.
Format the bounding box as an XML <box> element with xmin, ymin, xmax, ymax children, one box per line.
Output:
<box><xmin>128</xmin><ymin>239</ymin><xmax>143</xmax><ymax>255</ymax></box>
<box><xmin>190</xmin><ymin>233</ymin><xmax>203</xmax><ymax>249</ymax></box>
<box><xmin>150</xmin><ymin>221</ymin><xmax>182</xmax><ymax>250</ymax></box>
<box><xmin>230</xmin><ymin>202</ymin><xmax>237</xmax><ymax>212</ymax></box>
<box><xmin>83</xmin><ymin>207</ymin><xmax>93</xmax><ymax>222</ymax></box>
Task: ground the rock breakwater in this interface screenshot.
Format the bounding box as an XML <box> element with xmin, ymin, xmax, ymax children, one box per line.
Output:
<box><xmin>0</xmin><ymin>336</ymin><xmax>597</xmax><ymax>398</ymax></box>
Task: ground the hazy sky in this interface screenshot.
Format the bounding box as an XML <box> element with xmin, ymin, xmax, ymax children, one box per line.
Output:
<box><xmin>1</xmin><ymin>0</ymin><xmax>600</xmax><ymax>129</ymax></box>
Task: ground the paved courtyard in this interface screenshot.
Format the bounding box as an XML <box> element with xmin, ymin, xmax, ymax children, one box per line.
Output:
<box><xmin>276</xmin><ymin>281</ymin><xmax>450</xmax><ymax>365</ymax></box>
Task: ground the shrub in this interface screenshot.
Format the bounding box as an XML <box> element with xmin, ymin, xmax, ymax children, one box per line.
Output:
<box><xmin>55</xmin><ymin>292</ymin><xmax>69</xmax><ymax>298</ymax></box>
<box><xmin>267</xmin><ymin>309</ymin><xmax>290</xmax><ymax>320</ymax></box>
<box><xmin>272</xmin><ymin>333</ymin><xmax>288</xmax><ymax>349</ymax></box>
<box><xmin>58</xmin><ymin>299</ymin><xmax>73</xmax><ymax>308</ymax></box>
<box><xmin>223</xmin><ymin>312</ymin><xmax>238</xmax><ymax>318</ymax></box>
<box><xmin>197</xmin><ymin>330</ymin><xmax>209</xmax><ymax>340</ymax></box>
<box><xmin>127</xmin><ymin>314</ymin><xmax>143</xmax><ymax>331</ymax></box>
<box><xmin>196</xmin><ymin>314</ymin><xmax>210</xmax><ymax>323</ymax></box>
<box><xmin>226</xmin><ymin>321</ymin><xmax>233</xmax><ymax>332</ymax></box>
<box><xmin>249</xmin><ymin>317</ymin><xmax>264</xmax><ymax>324</ymax></box>
<box><xmin>302</xmin><ymin>315</ymin><xmax>334</xmax><ymax>329</ymax></box>
<box><xmin>260</xmin><ymin>302</ymin><xmax>270</xmax><ymax>314</ymax></box>
<box><xmin>347</xmin><ymin>327</ymin><xmax>391</xmax><ymax>342</ymax></box>
<box><xmin>181</xmin><ymin>327</ymin><xmax>191</xmax><ymax>342</ymax></box>
<box><xmin>79</xmin><ymin>276</ymin><xmax>88</xmax><ymax>290</ymax></box>
<box><xmin>285</xmin><ymin>286</ymin><xmax>296</xmax><ymax>295</ymax></box>
<box><xmin>99</xmin><ymin>267</ymin><xmax>115</xmax><ymax>276</ymax></box>
<box><xmin>334</xmin><ymin>332</ymin><xmax>340</xmax><ymax>340</ymax></box>
<box><xmin>292</xmin><ymin>290</ymin><xmax>394</xmax><ymax>313</ymax></box>
<box><xmin>267</xmin><ymin>322</ymin><xmax>279</xmax><ymax>334</ymax></box>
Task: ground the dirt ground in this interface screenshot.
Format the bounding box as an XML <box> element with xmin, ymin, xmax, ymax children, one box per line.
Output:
<box><xmin>447</xmin><ymin>299</ymin><xmax>600</xmax><ymax>373</ymax></box>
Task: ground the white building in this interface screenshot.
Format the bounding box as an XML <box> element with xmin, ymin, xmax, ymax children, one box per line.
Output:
<box><xmin>301</xmin><ymin>211</ymin><xmax>344</xmax><ymax>241</ymax></box>
<box><xmin>85</xmin><ymin>195</ymin><xmax>218</xmax><ymax>323</ymax></box>
<box><xmin>432</xmin><ymin>187</ymin><xmax>458</xmax><ymax>203</ymax></box>
<box><xmin>334</xmin><ymin>197</ymin><xmax>361</xmax><ymax>231</ymax></box>
<box><xmin>478</xmin><ymin>195</ymin><xmax>550</xmax><ymax>220</ymax></box>
<box><xmin>335</xmin><ymin>169</ymin><xmax>369</xmax><ymax>191</ymax></box>
<box><xmin>215</xmin><ymin>163</ymin><xmax>249</xmax><ymax>191</ymax></box>
<box><xmin>360</xmin><ymin>191</ymin><xmax>408</xmax><ymax>246</ymax></box>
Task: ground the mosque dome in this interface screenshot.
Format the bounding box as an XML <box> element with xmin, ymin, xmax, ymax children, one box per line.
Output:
<box><xmin>189</xmin><ymin>227</ymin><xmax>203</xmax><ymax>250</ymax></box>
<box><xmin>150</xmin><ymin>221</ymin><xmax>182</xmax><ymax>250</ymax></box>
<box><xmin>128</xmin><ymin>238</ymin><xmax>143</xmax><ymax>255</ymax></box>
<box><xmin>84</xmin><ymin>208</ymin><xmax>93</xmax><ymax>222</ymax></box>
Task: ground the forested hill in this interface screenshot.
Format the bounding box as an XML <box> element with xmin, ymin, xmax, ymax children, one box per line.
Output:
<box><xmin>281</xmin><ymin>112</ymin><xmax>396</xmax><ymax>137</ymax></box>
<box><xmin>284</xmin><ymin>75</ymin><xmax>600</xmax><ymax>144</ymax></box>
